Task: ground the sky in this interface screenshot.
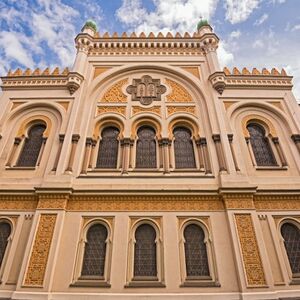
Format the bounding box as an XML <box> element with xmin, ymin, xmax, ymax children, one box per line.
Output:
<box><xmin>0</xmin><ymin>0</ymin><xmax>300</xmax><ymax>100</ymax></box>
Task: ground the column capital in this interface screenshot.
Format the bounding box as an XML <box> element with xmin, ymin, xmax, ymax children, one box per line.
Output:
<box><xmin>291</xmin><ymin>134</ymin><xmax>300</xmax><ymax>143</ymax></box>
<box><xmin>71</xmin><ymin>134</ymin><xmax>80</xmax><ymax>143</ymax></box>
<box><xmin>212</xmin><ymin>134</ymin><xmax>221</xmax><ymax>143</ymax></box>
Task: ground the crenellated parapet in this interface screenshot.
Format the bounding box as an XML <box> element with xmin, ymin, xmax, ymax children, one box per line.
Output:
<box><xmin>209</xmin><ymin>67</ymin><xmax>293</xmax><ymax>94</ymax></box>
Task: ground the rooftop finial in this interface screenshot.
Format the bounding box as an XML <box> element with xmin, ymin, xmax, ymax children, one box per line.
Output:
<box><xmin>82</xmin><ymin>19</ymin><xmax>97</xmax><ymax>32</ymax></box>
<box><xmin>197</xmin><ymin>17</ymin><xmax>209</xmax><ymax>31</ymax></box>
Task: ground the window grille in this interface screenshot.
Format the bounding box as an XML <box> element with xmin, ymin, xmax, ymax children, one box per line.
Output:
<box><xmin>96</xmin><ymin>127</ymin><xmax>119</xmax><ymax>169</ymax></box>
<box><xmin>17</xmin><ymin>124</ymin><xmax>46</xmax><ymax>167</ymax></box>
<box><xmin>134</xmin><ymin>224</ymin><xmax>157</xmax><ymax>277</ymax></box>
<box><xmin>174</xmin><ymin>127</ymin><xmax>196</xmax><ymax>169</ymax></box>
<box><xmin>136</xmin><ymin>126</ymin><xmax>157</xmax><ymax>169</ymax></box>
<box><xmin>184</xmin><ymin>224</ymin><xmax>209</xmax><ymax>277</ymax></box>
<box><xmin>247</xmin><ymin>124</ymin><xmax>277</xmax><ymax>166</ymax></box>
<box><xmin>281</xmin><ymin>223</ymin><xmax>300</xmax><ymax>274</ymax></box>
<box><xmin>0</xmin><ymin>222</ymin><xmax>11</xmax><ymax>268</ymax></box>
<box><xmin>81</xmin><ymin>224</ymin><xmax>108</xmax><ymax>277</ymax></box>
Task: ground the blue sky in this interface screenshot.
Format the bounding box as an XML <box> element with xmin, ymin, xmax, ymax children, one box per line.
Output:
<box><xmin>0</xmin><ymin>0</ymin><xmax>300</xmax><ymax>99</ymax></box>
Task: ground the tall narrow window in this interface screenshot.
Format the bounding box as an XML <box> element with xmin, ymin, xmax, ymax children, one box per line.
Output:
<box><xmin>0</xmin><ymin>222</ymin><xmax>11</xmax><ymax>268</ymax></box>
<box><xmin>136</xmin><ymin>126</ymin><xmax>156</xmax><ymax>168</ymax></box>
<box><xmin>134</xmin><ymin>224</ymin><xmax>157</xmax><ymax>278</ymax></box>
<box><xmin>174</xmin><ymin>127</ymin><xmax>196</xmax><ymax>169</ymax></box>
<box><xmin>247</xmin><ymin>123</ymin><xmax>277</xmax><ymax>166</ymax></box>
<box><xmin>184</xmin><ymin>224</ymin><xmax>209</xmax><ymax>277</ymax></box>
<box><xmin>81</xmin><ymin>224</ymin><xmax>108</xmax><ymax>277</ymax></box>
<box><xmin>17</xmin><ymin>124</ymin><xmax>46</xmax><ymax>167</ymax></box>
<box><xmin>96</xmin><ymin>127</ymin><xmax>119</xmax><ymax>169</ymax></box>
<box><xmin>281</xmin><ymin>223</ymin><xmax>300</xmax><ymax>275</ymax></box>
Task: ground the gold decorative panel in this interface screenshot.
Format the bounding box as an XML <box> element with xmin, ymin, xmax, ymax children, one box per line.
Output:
<box><xmin>0</xmin><ymin>195</ymin><xmax>37</xmax><ymax>210</ymax></box>
<box><xmin>68</xmin><ymin>195</ymin><xmax>224</xmax><ymax>211</ymax></box>
<box><xmin>132</xmin><ymin>106</ymin><xmax>161</xmax><ymax>116</ymax></box>
<box><xmin>254</xmin><ymin>195</ymin><xmax>300</xmax><ymax>211</ymax></box>
<box><xmin>100</xmin><ymin>79</ymin><xmax>128</xmax><ymax>103</ymax></box>
<box><xmin>165</xmin><ymin>79</ymin><xmax>193</xmax><ymax>102</ymax></box>
<box><xmin>167</xmin><ymin>106</ymin><xmax>196</xmax><ymax>116</ymax></box>
<box><xmin>97</xmin><ymin>106</ymin><xmax>126</xmax><ymax>116</ymax></box>
<box><xmin>222</xmin><ymin>194</ymin><xmax>255</xmax><ymax>210</ymax></box>
<box><xmin>24</xmin><ymin>214</ymin><xmax>57</xmax><ymax>286</ymax></box>
<box><xmin>93</xmin><ymin>67</ymin><xmax>111</xmax><ymax>79</ymax></box>
<box><xmin>235</xmin><ymin>214</ymin><xmax>266</xmax><ymax>287</ymax></box>
<box><xmin>182</xmin><ymin>67</ymin><xmax>200</xmax><ymax>79</ymax></box>
<box><xmin>37</xmin><ymin>194</ymin><xmax>69</xmax><ymax>210</ymax></box>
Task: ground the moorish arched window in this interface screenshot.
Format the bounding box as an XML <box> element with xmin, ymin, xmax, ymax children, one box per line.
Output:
<box><xmin>184</xmin><ymin>224</ymin><xmax>209</xmax><ymax>277</ymax></box>
<box><xmin>135</xmin><ymin>126</ymin><xmax>157</xmax><ymax>169</ymax></box>
<box><xmin>81</xmin><ymin>224</ymin><xmax>108</xmax><ymax>277</ymax></box>
<box><xmin>247</xmin><ymin>123</ymin><xmax>277</xmax><ymax>166</ymax></box>
<box><xmin>96</xmin><ymin>127</ymin><xmax>120</xmax><ymax>169</ymax></box>
<box><xmin>17</xmin><ymin>124</ymin><xmax>46</xmax><ymax>167</ymax></box>
<box><xmin>173</xmin><ymin>127</ymin><xmax>196</xmax><ymax>169</ymax></box>
<box><xmin>0</xmin><ymin>222</ymin><xmax>11</xmax><ymax>269</ymax></box>
<box><xmin>134</xmin><ymin>224</ymin><xmax>157</xmax><ymax>278</ymax></box>
<box><xmin>281</xmin><ymin>223</ymin><xmax>300</xmax><ymax>275</ymax></box>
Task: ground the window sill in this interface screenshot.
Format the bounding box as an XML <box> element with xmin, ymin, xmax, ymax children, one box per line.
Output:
<box><xmin>180</xmin><ymin>279</ymin><xmax>221</xmax><ymax>288</ymax></box>
<box><xmin>5</xmin><ymin>166</ymin><xmax>36</xmax><ymax>170</ymax></box>
<box><xmin>125</xmin><ymin>281</ymin><xmax>166</xmax><ymax>288</ymax></box>
<box><xmin>70</xmin><ymin>279</ymin><xmax>111</xmax><ymax>288</ymax></box>
<box><xmin>255</xmin><ymin>166</ymin><xmax>288</xmax><ymax>171</ymax></box>
<box><xmin>290</xmin><ymin>276</ymin><xmax>300</xmax><ymax>285</ymax></box>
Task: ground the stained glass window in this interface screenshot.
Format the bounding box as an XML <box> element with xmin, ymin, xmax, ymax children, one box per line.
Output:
<box><xmin>247</xmin><ymin>124</ymin><xmax>277</xmax><ymax>166</ymax></box>
<box><xmin>136</xmin><ymin>126</ymin><xmax>157</xmax><ymax>169</ymax></box>
<box><xmin>0</xmin><ymin>222</ymin><xmax>11</xmax><ymax>268</ymax></box>
<box><xmin>281</xmin><ymin>223</ymin><xmax>300</xmax><ymax>274</ymax></box>
<box><xmin>96</xmin><ymin>127</ymin><xmax>119</xmax><ymax>168</ymax></box>
<box><xmin>184</xmin><ymin>224</ymin><xmax>209</xmax><ymax>277</ymax></box>
<box><xmin>134</xmin><ymin>224</ymin><xmax>157</xmax><ymax>277</ymax></box>
<box><xmin>17</xmin><ymin>124</ymin><xmax>46</xmax><ymax>167</ymax></box>
<box><xmin>174</xmin><ymin>127</ymin><xmax>196</xmax><ymax>169</ymax></box>
<box><xmin>81</xmin><ymin>224</ymin><xmax>108</xmax><ymax>277</ymax></box>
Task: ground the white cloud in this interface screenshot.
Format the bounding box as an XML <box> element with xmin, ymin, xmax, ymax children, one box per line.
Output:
<box><xmin>217</xmin><ymin>41</ymin><xmax>234</xmax><ymax>67</ymax></box>
<box><xmin>254</xmin><ymin>13</ymin><xmax>268</xmax><ymax>26</ymax></box>
<box><xmin>225</xmin><ymin>0</ymin><xmax>261</xmax><ymax>24</ymax></box>
<box><xmin>291</xmin><ymin>24</ymin><xmax>300</xmax><ymax>32</ymax></box>
<box><xmin>116</xmin><ymin>0</ymin><xmax>219</xmax><ymax>34</ymax></box>
<box><xmin>229</xmin><ymin>30</ymin><xmax>241</xmax><ymax>39</ymax></box>
<box><xmin>253</xmin><ymin>39</ymin><xmax>264</xmax><ymax>48</ymax></box>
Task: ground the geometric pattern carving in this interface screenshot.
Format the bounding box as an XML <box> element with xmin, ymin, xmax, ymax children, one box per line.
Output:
<box><xmin>24</xmin><ymin>214</ymin><xmax>57</xmax><ymax>286</ymax></box>
<box><xmin>174</xmin><ymin>127</ymin><xmax>196</xmax><ymax>169</ymax></box>
<box><xmin>100</xmin><ymin>79</ymin><xmax>128</xmax><ymax>103</ymax></box>
<box><xmin>134</xmin><ymin>224</ymin><xmax>157</xmax><ymax>277</ymax></box>
<box><xmin>132</xmin><ymin>106</ymin><xmax>161</xmax><ymax>116</ymax></box>
<box><xmin>17</xmin><ymin>124</ymin><xmax>46</xmax><ymax>167</ymax></box>
<box><xmin>165</xmin><ymin>79</ymin><xmax>193</xmax><ymax>102</ymax></box>
<box><xmin>0</xmin><ymin>222</ymin><xmax>11</xmax><ymax>268</ymax></box>
<box><xmin>167</xmin><ymin>106</ymin><xmax>196</xmax><ymax>116</ymax></box>
<box><xmin>97</xmin><ymin>106</ymin><xmax>126</xmax><ymax>116</ymax></box>
<box><xmin>235</xmin><ymin>214</ymin><xmax>266</xmax><ymax>286</ymax></box>
<box><xmin>81</xmin><ymin>224</ymin><xmax>108</xmax><ymax>277</ymax></box>
<box><xmin>184</xmin><ymin>224</ymin><xmax>209</xmax><ymax>277</ymax></box>
<box><xmin>281</xmin><ymin>223</ymin><xmax>300</xmax><ymax>274</ymax></box>
<box><xmin>127</xmin><ymin>75</ymin><xmax>166</xmax><ymax>106</ymax></box>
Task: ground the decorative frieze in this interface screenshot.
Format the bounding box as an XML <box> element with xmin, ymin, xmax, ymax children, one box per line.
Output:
<box><xmin>167</xmin><ymin>105</ymin><xmax>196</xmax><ymax>116</ymax></box>
<box><xmin>0</xmin><ymin>195</ymin><xmax>37</xmax><ymax>210</ymax></box>
<box><xmin>132</xmin><ymin>106</ymin><xmax>161</xmax><ymax>116</ymax></box>
<box><xmin>235</xmin><ymin>214</ymin><xmax>266</xmax><ymax>287</ymax></box>
<box><xmin>100</xmin><ymin>79</ymin><xmax>128</xmax><ymax>102</ymax></box>
<box><xmin>24</xmin><ymin>214</ymin><xmax>57</xmax><ymax>286</ymax></box>
<box><xmin>97</xmin><ymin>106</ymin><xmax>126</xmax><ymax>116</ymax></box>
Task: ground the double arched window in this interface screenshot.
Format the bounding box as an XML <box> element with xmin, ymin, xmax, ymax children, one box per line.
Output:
<box><xmin>247</xmin><ymin>123</ymin><xmax>277</xmax><ymax>166</ymax></box>
<box><xmin>183</xmin><ymin>224</ymin><xmax>209</xmax><ymax>278</ymax></box>
<box><xmin>81</xmin><ymin>224</ymin><xmax>108</xmax><ymax>278</ymax></box>
<box><xmin>0</xmin><ymin>221</ymin><xmax>11</xmax><ymax>270</ymax></box>
<box><xmin>17</xmin><ymin>124</ymin><xmax>46</xmax><ymax>167</ymax></box>
<box><xmin>134</xmin><ymin>224</ymin><xmax>157</xmax><ymax>278</ymax></box>
<box><xmin>173</xmin><ymin>127</ymin><xmax>196</xmax><ymax>169</ymax></box>
<box><xmin>135</xmin><ymin>126</ymin><xmax>157</xmax><ymax>169</ymax></box>
<box><xmin>96</xmin><ymin>127</ymin><xmax>120</xmax><ymax>169</ymax></box>
<box><xmin>281</xmin><ymin>222</ymin><xmax>300</xmax><ymax>276</ymax></box>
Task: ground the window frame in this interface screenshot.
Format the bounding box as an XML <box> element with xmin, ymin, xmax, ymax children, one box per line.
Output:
<box><xmin>125</xmin><ymin>218</ymin><xmax>165</xmax><ymax>288</ymax></box>
<box><xmin>278</xmin><ymin>218</ymin><xmax>300</xmax><ymax>285</ymax></box>
<box><xmin>71</xmin><ymin>218</ymin><xmax>113</xmax><ymax>288</ymax></box>
<box><xmin>178</xmin><ymin>218</ymin><xmax>220</xmax><ymax>287</ymax></box>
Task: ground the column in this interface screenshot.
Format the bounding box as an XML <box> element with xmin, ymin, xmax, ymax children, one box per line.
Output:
<box><xmin>36</xmin><ymin>137</ymin><xmax>47</xmax><ymax>166</ymax></box>
<box><xmin>88</xmin><ymin>139</ymin><xmax>97</xmax><ymax>169</ymax></box>
<box><xmin>6</xmin><ymin>137</ymin><xmax>22</xmax><ymax>167</ymax></box>
<box><xmin>228</xmin><ymin>134</ymin><xmax>240</xmax><ymax>171</ymax></box>
<box><xmin>52</xmin><ymin>134</ymin><xmax>65</xmax><ymax>171</ymax></box>
<box><xmin>80</xmin><ymin>138</ymin><xmax>93</xmax><ymax>174</ymax></box>
<box><xmin>121</xmin><ymin>138</ymin><xmax>131</xmax><ymax>174</ymax></box>
<box><xmin>291</xmin><ymin>134</ymin><xmax>300</xmax><ymax>155</ymax></box>
<box><xmin>200</xmin><ymin>138</ymin><xmax>212</xmax><ymax>174</ymax></box>
<box><xmin>212</xmin><ymin>134</ymin><xmax>227</xmax><ymax>172</ymax></box>
<box><xmin>66</xmin><ymin>134</ymin><xmax>80</xmax><ymax>172</ymax></box>
<box><xmin>196</xmin><ymin>139</ymin><xmax>205</xmax><ymax>171</ymax></box>
<box><xmin>160</xmin><ymin>138</ymin><xmax>170</xmax><ymax>173</ymax></box>
<box><xmin>272</xmin><ymin>137</ymin><xmax>287</xmax><ymax>167</ymax></box>
<box><xmin>245</xmin><ymin>137</ymin><xmax>256</xmax><ymax>166</ymax></box>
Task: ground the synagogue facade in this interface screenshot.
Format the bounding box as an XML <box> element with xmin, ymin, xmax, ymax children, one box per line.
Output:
<box><xmin>0</xmin><ymin>20</ymin><xmax>299</xmax><ymax>299</ymax></box>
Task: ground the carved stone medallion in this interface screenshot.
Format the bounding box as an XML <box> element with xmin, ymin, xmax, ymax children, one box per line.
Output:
<box><xmin>126</xmin><ymin>75</ymin><xmax>166</xmax><ymax>105</ymax></box>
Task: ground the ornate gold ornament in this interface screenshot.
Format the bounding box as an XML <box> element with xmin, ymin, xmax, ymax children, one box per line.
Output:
<box><xmin>235</xmin><ymin>214</ymin><xmax>266</xmax><ymax>287</ymax></box>
<box><xmin>126</xmin><ymin>75</ymin><xmax>166</xmax><ymax>106</ymax></box>
<box><xmin>100</xmin><ymin>79</ymin><xmax>128</xmax><ymax>102</ymax></box>
<box><xmin>24</xmin><ymin>214</ymin><xmax>57</xmax><ymax>286</ymax></box>
<box><xmin>165</xmin><ymin>79</ymin><xmax>193</xmax><ymax>102</ymax></box>
<box><xmin>181</xmin><ymin>67</ymin><xmax>200</xmax><ymax>79</ymax></box>
<box><xmin>97</xmin><ymin>106</ymin><xmax>126</xmax><ymax>116</ymax></box>
<box><xmin>132</xmin><ymin>106</ymin><xmax>161</xmax><ymax>116</ymax></box>
<box><xmin>167</xmin><ymin>106</ymin><xmax>196</xmax><ymax>116</ymax></box>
